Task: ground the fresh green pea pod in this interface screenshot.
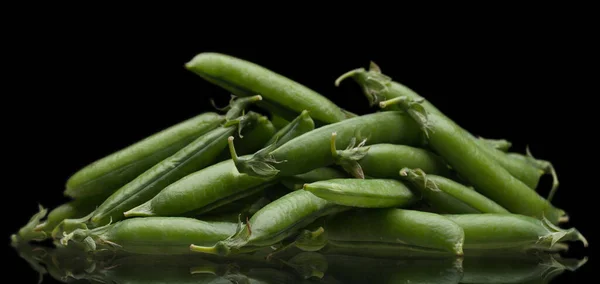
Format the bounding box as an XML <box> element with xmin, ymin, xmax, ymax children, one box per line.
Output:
<box><xmin>333</xmin><ymin>142</ymin><xmax>451</xmax><ymax>179</ymax></box>
<box><xmin>281</xmin><ymin>167</ymin><xmax>350</xmax><ymax>191</ymax></box>
<box><xmin>336</xmin><ymin>63</ymin><xmax>558</xmax><ymax>195</ymax></box>
<box><xmin>59</xmin><ymin>217</ymin><xmax>238</xmax><ymax>255</ymax></box>
<box><xmin>303</xmin><ymin>178</ymin><xmax>418</xmax><ymax>208</ymax></box>
<box><xmin>324</xmin><ymin>254</ymin><xmax>464</xmax><ymax>284</ymax></box>
<box><xmin>123</xmin><ymin>156</ymin><xmax>276</xmax><ymax>218</ymax></box>
<box><xmin>400</xmin><ymin>168</ymin><xmax>510</xmax><ymax>214</ymax></box>
<box><xmin>444</xmin><ymin>214</ymin><xmax>588</xmax><ymax>252</ymax></box>
<box><xmin>185</xmin><ymin>52</ymin><xmax>348</xmax><ymax>125</ymax></box>
<box><xmin>124</xmin><ymin>112</ymin><xmax>314</xmax><ymax>219</ymax></box>
<box><xmin>381</xmin><ymin>97</ymin><xmax>567</xmax><ymax>224</ymax></box>
<box><xmin>461</xmin><ymin>253</ymin><xmax>588</xmax><ymax>284</ymax></box>
<box><xmin>65</xmin><ymin>111</ymin><xmax>224</xmax><ymax>199</ymax></box>
<box><xmin>232</xmin><ymin>111</ymin><xmax>422</xmax><ymax>178</ymax></box>
<box><xmin>190</xmin><ymin>190</ymin><xmax>349</xmax><ymax>256</ymax></box>
<box><xmin>323</xmin><ymin>208</ymin><xmax>465</xmax><ymax>255</ymax></box>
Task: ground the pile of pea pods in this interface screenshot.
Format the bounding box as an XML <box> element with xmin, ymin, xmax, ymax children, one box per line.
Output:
<box><xmin>12</xmin><ymin>53</ymin><xmax>589</xmax><ymax>282</ymax></box>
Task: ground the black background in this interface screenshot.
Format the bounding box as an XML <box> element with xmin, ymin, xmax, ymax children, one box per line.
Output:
<box><xmin>4</xmin><ymin>11</ymin><xmax>596</xmax><ymax>283</ymax></box>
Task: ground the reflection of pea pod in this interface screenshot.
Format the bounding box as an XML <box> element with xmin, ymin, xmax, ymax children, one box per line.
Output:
<box><xmin>89</xmin><ymin>254</ymin><xmax>231</xmax><ymax>284</ymax></box>
<box><xmin>324</xmin><ymin>254</ymin><xmax>463</xmax><ymax>284</ymax></box>
<box><xmin>279</xmin><ymin>252</ymin><xmax>328</xmax><ymax>280</ymax></box>
<box><xmin>461</xmin><ymin>253</ymin><xmax>588</xmax><ymax>284</ymax></box>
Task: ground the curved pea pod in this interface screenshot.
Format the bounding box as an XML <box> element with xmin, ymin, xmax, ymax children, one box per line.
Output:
<box><xmin>324</xmin><ymin>208</ymin><xmax>465</xmax><ymax>256</ymax></box>
<box><xmin>334</xmin><ymin>142</ymin><xmax>451</xmax><ymax>179</ymax></box>
<box><xmin>65</xmin><ymin>111</ymin><xmax>224</xmax><ymax>199</ymax></box>
<box><xmin>444</xmin><ymin>214</ymin><xmax>588</xmax><ymax>252</ymax></box>
<box><xmin>123</xmin><ymin>157</ymin><xmax>277</xmax><ymax>218</ymax></box>
<box><xmin>461</xmin><ymin>253</ymin><xmax>588</xmax><ymax>284</ymax></box>
<box><xmin>190</xmin><ymin>190</ymin><xmax>350</xmax><ymax>256</ymax></box>
<box><xmin>185</xmin><ymin>52</ymin><xmax>348</xmax><ymax>125</ymax></box>
<box><xmin>265</xmin><ymin>109</ymin><xmax>315</xmax><ymax>147</ymax></box>
<box><xmin>59</xmin><ymin>217</ymin><xmax>238</xmax><ymax>255</ymax></box>
<box><xmin>303</xmin><ymin>178</ymin><xmax>418</xmax><ymax>208</ymax></box>
<box><xmin>233</xmin><ymin>111</ymin><xmax>422</xmax><ymax>178</ymax></box>
<box><xmin>382</xmin><ymin>96</ymin><xmax>567</xmax><ymax>224</ymax></box>
<box><xmin>282</xmin><ymin>167</ymin><xmax>349</xmax><ymax>190</ymax></box>
<box><xmin>400</xmin><ymin>168</ymin><xmax>509</xmax><ymax>214</ymax></box>
<box><xmin>324</xmin><ymin>254</ymin><xmax>464</xmax><ymax>284</ymax></box>
<box><xmin>90</xmin><ymin>112</ymin><xmax>262</xmax><ymax>227</ymax></box>
<box><xmin>337</xmin><ymin>63</ymin><xmax>559</xmax><ymax>194</ymax></box>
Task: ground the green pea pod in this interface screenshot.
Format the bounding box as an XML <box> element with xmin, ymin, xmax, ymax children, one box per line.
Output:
<box><xmin>59</xmin><ymin>217</ymin><xmax>238</xmax><ymax>255</ymax></box>
<box><xmin>336</xmin><ymin>63</ymin><xmax>559</xmax><ymax>196</ymax></box>
<box><xmin>232</xmin><ymin>111</ymin><xmax>422</xmax><ymax>179</ymax></box>
<box><xmin>381</xmin><ymin>96</ymin><xmax>567</xmax><ymax>224</ymax></box>
<box><xmin>190</xmin><ymin>190</ymin><xmax>349</xmax><ymax>256</ymax></box>
<box><xmin>461</xmin><ymin>253</ymin><xmax>588</xmax><ymax>284</ymax></box>
<box><xmin>324</xmin><ymin>254</ymin><xmax>464</xmax><ymax>284</ymax></box>
<box><xmin>123</xmin><ymin>156</ymin><xmax>277</xmax><ymax>218</ymax></box>
<box><xmin>324</xmin><ymin>208</ymin><xmax>465</xmax><ymax>255</ymax></box>
<box><xmin>400</xmin><ymin>168</ymin><xmax>510</xmax><ymax>214</ymax></box>
<box><xmin>281</xmin><ymin>167</ymin><xmax>350</xmax><ymax>191</ymax></box>
<box><xmin>303</xmin><ymin>178</ymin><xmax>418</xmax><ymax>208</ymax></box>
<box><xmin>334</xmin><ymin>142</ymin><xmax>451</xmax><ymax>179</ymax></box>
<box><xmin>65</xmin><ymin>111</ymin><xmax>224</xmax><ymax>199</ymax></box>
<box><xmin>185</xmin><ymin>52</ymin><xmax>348</xmax><ymax>125</ymax></box>
<box><xmin>444</xmin><ymin>214</ymin><xmax>588</xmax><ymax>252</ymax></box>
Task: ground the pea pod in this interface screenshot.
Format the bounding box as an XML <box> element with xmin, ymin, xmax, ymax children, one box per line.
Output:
<box><xmin>185</xmin><ymin>52</ymin><xmax>348</xmax><ymax>125</ymax></box>
<box><xmin>303</xmin><ymin>178</ymin><xmax>418</xmax><ymax>208</ymax></box>
<box><xmin>336</xmin><ymin>63</ymin><xmax>558</xmax><ymax>194</ymax></box>
<box><xmin>323</xmin><ymin>208</ymin><xmax>465</xmax><ymax>255</ymax></box>
<box><xmin>382</xmin><ymin>96</ymin><xmax>567</xmax><ymax>224</ymax></box>
<box><xmin>444</xmin><ymin>214</ymin><xmax>588</xmax><ymax>252</ymax></box>
<box><xmin>65</xmin><ymin>111</ymin><xmax>224</xmax><ymax>199</ymax></box>
<box><xmin>332</xmin><ymin>142</ymin><xmax>451</xmax><ymax>180</ymax></box>
<box><xmin>400</xmin><ymin>168</ymin><xmax>510</xmax><ymax>214</ymax></box>
<box><xmin>282</xmin><ymin>167</ymin><xmax>349</xmax><ymax>190</ymax></box>
<box><xmin>59</xmin><ymin>217</ymin><xmax>238</xmax><ymax>255</ymax></box>
<box><xmin>232</xmin><ymin>111</ymin><xmax>422</xmax><ymax>178</ymax></box>
<box><xmin>190</xmin><ymin>190</ymin><xmax>349</xmax><ymax>256</ymax></box>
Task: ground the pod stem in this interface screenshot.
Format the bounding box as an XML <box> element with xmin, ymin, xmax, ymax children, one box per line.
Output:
<box><xmin>329</xmin><ymin>132</ymin><xmax>369</xmax><ymax>179</ymax></box>
<box><xmin>335</xmin><ymin>62</ymin><xmax>392</xmax><ymax>107</ymax></box>
<box><xmin>224</xmin><ymin>95</ymin><xmax>262</xmax><ymax>121</ymax></box>
<box><xmin>59</xmin><ymin>219</ymin><xmax>116</xmax><ymax>252</ymax></box>
<box><xmin>540</xmin><ymin>217</ymin><xmax>588</xmax><ymax>248</ymax></box>
<box><xmin>228</xmin><ymin>135</ymin><xmax>284</xmax><ymax>177</ymax></box>
<box><xmin>399</xmin><ymin>168</ymin><xmax>441</xmax><ymax>192</ymax></box>
<box><xmin>12</xmin><ymin>205</ymin><xmax>48</xmax><ymax>244</ymax></box>
<box><xmin>190</xmin><ymin>215</ymin><xmax>252</xmax><ymax>256</ymax></box>
<box><xmin>380</xmin><ymin>96</ymin><xmax>432</xmax><ymax>139</ymax></box>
